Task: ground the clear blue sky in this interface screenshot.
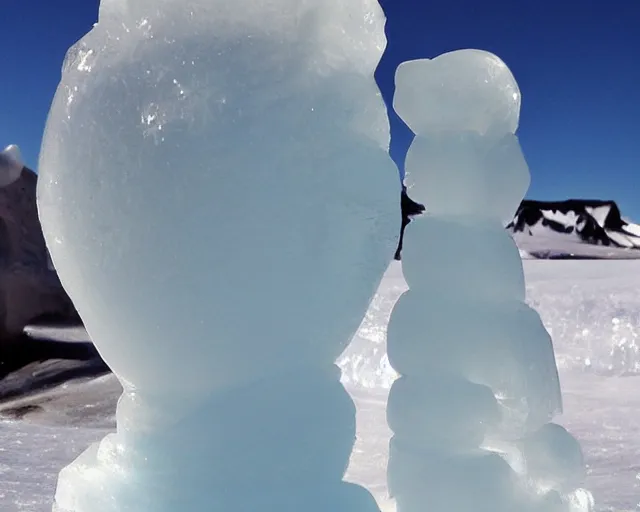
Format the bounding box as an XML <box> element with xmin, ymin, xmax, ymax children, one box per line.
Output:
<box><xmin>1</xmin><ymin>0</ymin><xmax>639</xmax><ymax>218</ymax></box>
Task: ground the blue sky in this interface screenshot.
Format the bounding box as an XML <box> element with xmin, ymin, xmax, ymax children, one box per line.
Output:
<box><xmin>1</xmin><ymin>0</ymin><xmax>639</xmax><ymax>218</ymax></box>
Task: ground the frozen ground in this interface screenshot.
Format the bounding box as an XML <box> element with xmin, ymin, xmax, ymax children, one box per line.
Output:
<box><xmin>2</xmin><ymin>260</ymin><xmax>640</xmax><ymax>511</ymax></box>
<box><xmin>514</xmin><ymin>232</ymin><xmax>640</xmax><ymax>260</ymax></box>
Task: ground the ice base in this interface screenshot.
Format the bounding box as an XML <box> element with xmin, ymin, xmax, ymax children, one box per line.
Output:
<box><xmin>53</xmin><ymin>365</ymin><xmax>380</xmax><ymax>512</ymax></box>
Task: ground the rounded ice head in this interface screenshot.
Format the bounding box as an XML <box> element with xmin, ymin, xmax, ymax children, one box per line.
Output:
<box><xmin>394</xmin><ymin>49</ymin><xmax>521</xmax><ymax>137</ymax></box>
<box><xmin>0</xmin><ymin>144</ymin><xmax>24</xmax><ymax>187</ymax></box>
<box><xmin>37</xmin><ymin>0</ymin><xmax>399</xmax><ymax>397</ymax></box>
<box><xmin>394</xmin><ymin>50</ymin><xmax>529</xmax><ymax>223</ymax></box>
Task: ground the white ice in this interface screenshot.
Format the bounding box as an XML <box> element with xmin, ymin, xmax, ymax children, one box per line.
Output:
<box><xmin>36</xmin><ymin>0</ymin><xmax>398</xmax><ymax>510</ymax></box>
<box><xmin>0</xmin><ymin>144</ymin><xmax>24</xmax><ymax>187</ymax></box>
<box><xmin>387</xmin><ymin>50</ymin><xmax>591</xmax><ymax>512</ymax></box>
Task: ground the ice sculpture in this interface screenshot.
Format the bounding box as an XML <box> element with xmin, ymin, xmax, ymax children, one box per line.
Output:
<box><xmin>0</xmin><ymin>144</ymin><xmax>24</xmax><ymax>186</ymax></box>
<box><xmin>386</xmin><ymin>50</ymin><xmax>594</xmax><ymax>512</ymax></box>
<box><xmin>36</xmin><ymin>1</ymin><xmax>399</xmax><ymax>510</ymax></box>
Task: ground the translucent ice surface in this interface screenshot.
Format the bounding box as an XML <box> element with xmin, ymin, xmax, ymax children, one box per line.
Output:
<box><xmin>386</xmin><ymin>49</ymin><xmax>593</xmax><ymax>512</ymax></box>
<box><xmin>0</xmin><ymin>144</ymin><xmax>24</xmax><ymax>186</ymax></box>
<box><xmin>403</xmin><ymin>132</ymin><xmax>530</xmax><ymax>224</ymax></box>
<box><xmin>393</xmin><ymin>50</ymin><xmax>521</xmax><ymax>138</ymax></box>
<box><xmin>37</xmin><ymin>1</ymin><xmax>399</xmax><ymax>510</ymax></box>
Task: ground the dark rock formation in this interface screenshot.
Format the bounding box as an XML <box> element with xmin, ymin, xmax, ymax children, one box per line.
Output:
<box><xmin>394</xmin><ymin>186</ymin><xmax>425</xmax><ymax>260</ymax></box>
<box><xmin>0</xmin><ymin>332</ymin><xmax>107</xmax><ymax>386</ymax></box>
<box><xmin>508</xmin><ymin>199</ymin><xmax>640</xmax><ymax>250</ymax></box>
<box><xmin>394</xmin><ymin>196</ymin><xmax>640</xmax><ymax>260</ymax></box>
<box><xmin>0</xmin><ymin>164</ymin><xmax>80</xmax><ymax>350</ymax></box>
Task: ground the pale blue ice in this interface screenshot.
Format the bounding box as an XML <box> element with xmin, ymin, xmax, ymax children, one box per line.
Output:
<box><xmin>387</xmin><ymin>50</ymin><xmax>593</xmax><ymax>512</ymax></box>
<box><xmin>37</xmin><ymin>0</ymin><xmax>399</xmax><ymax>510</ymax></box>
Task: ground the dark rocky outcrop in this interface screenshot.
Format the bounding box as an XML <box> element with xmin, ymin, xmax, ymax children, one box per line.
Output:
<box><xmin>0</xmin><ymin>332</ymin><xmax>106</xmax><ymax>385</ymax></box>
<box><xmin>508</xmin><ymin>199</ymin><xmax>640</xmax><ymax>250</ymax></box>
<box><xmin>394</xmin><ymin>196</ymin><xmax>640</xmax><ymax>260</ymax></box>
<box><xmin>0</xmin><ymin>164</ymin><xmax>80</xmax><ymax>351</ymax></box>
<box><xmin>394</xmin><ymin>187</ymin><xmax>425</xmax><ymax>260</ymax></box>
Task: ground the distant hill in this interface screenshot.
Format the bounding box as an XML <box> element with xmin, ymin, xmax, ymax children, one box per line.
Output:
<box><xmin>397</xmin><ymin>195</ymin><xmax>640</xmax><ymax>260</ymax></box>
<box><xmin>507</xmin><ymin>200</ymin><xmax>640</xmax><ymax>259</ymax></box>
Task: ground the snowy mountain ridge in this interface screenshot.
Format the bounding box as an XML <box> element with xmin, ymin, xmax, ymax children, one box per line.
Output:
<box><xmin>398</xmin><ymin>193</ymin><xmax>640</xmax><ymax>260</ymax></box>
<box><xmin>506</xmin><ymin>199</ymin><xmax>640</xmax><ymax>259</ymax></box>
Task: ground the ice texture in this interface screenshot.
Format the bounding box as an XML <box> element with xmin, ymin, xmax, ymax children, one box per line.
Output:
<box><xmin>0</xmin><ymin>144</ymin><xmax>24</xmax><ymax>186</ymax></box>
<box><xmin>36</xmin><ymin>0</ymin><xmax>399</xmax><ymax>510</ymax></box>
<box><xmin>387</xmin><ymin>50</ymin><xmax>593</xmax><ymax>512</ymax></box>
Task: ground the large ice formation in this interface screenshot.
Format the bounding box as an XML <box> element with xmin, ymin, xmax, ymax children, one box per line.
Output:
<box><xmin>387</xmin><ymin>50</ymin><xmax>594</xmax><ymax>512</ymax></box>
<box><xmin>36</xmin><ymin>1</ymin><xmax>399</xmax><ymax>510</ymax></box>
<box><xmin>0</xmin><ymin>144</ymin><xmax>24</xmax><ymax>186</ymax></box>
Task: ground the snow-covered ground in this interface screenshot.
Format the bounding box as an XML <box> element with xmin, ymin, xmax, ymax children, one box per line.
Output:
<box><xmin>2</xmin><ymin>260</ymin><xmax>640</xmax><ymax>511</ymax></box>
<box><xmin>514</xmin><ymin>233</ymin><xmax>640</xmax><ymax>260</ymax></box>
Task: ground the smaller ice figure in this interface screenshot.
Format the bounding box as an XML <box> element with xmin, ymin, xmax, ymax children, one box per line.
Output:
<box><xmin>386</xmin><ymin>49</ymin><xmax>594</xmax><ymax>512</ymax></box>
